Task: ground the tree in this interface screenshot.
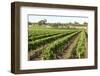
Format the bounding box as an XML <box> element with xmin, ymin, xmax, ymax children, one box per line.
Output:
<box><xmin>74</xmin><ymin>21</ymin><xmax>80</xmax><ymax>25</ymax></box>
<box><xmin>68</xmin><ymin>22</ymin><xmax>73</xmax><ymax>25</ymax></box>
<box><xmin>83</xmin><ymin>22</ymin><xmax>88</xmax><ymax>25</ymax></box>
<box><xmin>38</xmin><ymin>19</ymin><xmax>47</xmax><ymax>25</ymax></box>
<box><xmin>28</xmin><ymin>22</ymin><xmax>32</xmax><ymax>25</ymax></box>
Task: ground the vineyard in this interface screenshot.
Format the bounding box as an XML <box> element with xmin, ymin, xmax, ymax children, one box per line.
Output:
<box><xmin>28</xmin><ymin>24</ymin><xmax>88</xmax><ymax>60</ymax></box>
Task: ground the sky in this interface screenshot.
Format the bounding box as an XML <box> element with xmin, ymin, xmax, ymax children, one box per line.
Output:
<box><xmin>28</xmin><ymin>14</ymin><xmax>88</xmax><ymax>24</ymax></box>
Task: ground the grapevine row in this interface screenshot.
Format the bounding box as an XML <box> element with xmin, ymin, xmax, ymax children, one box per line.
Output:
<box><xmin>28</xmin><ymin>29</ymin><xmax>69</xmax><ymax>38</ymax></box>
<box><xmin>28</xmin><ymin>32</ymin><xmax>61</xmax><ymax>41</ymax></box>
<box><xmin>28</xmin><ymin>31</ymin><xmax>76</xmax><ymax>51</ymax></box>
<box><xmin>42</xmin><ymin>31</ymin><xmax>80</xmax><ymax>60</ymax></box>
<box><xmin>71</xmin><ymin>30</ymin><xmax>86</xmax><ymax>59</ymax></box>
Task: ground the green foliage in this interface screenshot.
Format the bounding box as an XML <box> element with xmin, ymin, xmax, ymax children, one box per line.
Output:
<box><xmin>28</xmin><ymin>32</ymin><xmax>61</xmax><ymax>41</ymax></box>
<box><xmin>28</xmin><ymin>31</ymin><xmax>75</xmax><ymax>51</ymax></box>
<box><xmin>42</xmin><ymin>31</ymin><xmax>79</xmax><ymax>60</ymax></box>
<box><xmin>28</xmin><ymin>22</ymin><xmax>32</xmax><ymax>25</ymax></box>
<box><xmin>75</xmin><ymin>30</ymin><xmax>86</xmax><ymax>58</ymax></box>
<box><xmin>28</xmin><ymin>24</ymin><xmax>87</xmax><ymax>60</ymax></box>
<box><xmin>38</xmin><ymin>19</ymin><xmax>47</xmax><ymax>25</ymax></box>
<box><xmin>72</xmin><ymin>30</ymin><xmax>86</xmax><ymax>59</ymax></box>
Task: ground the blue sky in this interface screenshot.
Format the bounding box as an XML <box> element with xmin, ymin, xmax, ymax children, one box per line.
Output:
<box><xmin>28</xmin><ymin>15</ymin><xmax>88</xmax><ymax>24</ymax></box>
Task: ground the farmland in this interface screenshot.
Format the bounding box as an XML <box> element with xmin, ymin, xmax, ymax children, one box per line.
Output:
<box><xmin>28</xmin><ymin>23</ymin><xmax>88</xmax><ymax>60</ymax></box>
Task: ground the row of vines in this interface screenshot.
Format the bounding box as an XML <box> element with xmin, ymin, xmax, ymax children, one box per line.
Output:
<box><xmin>28</xmin><ymin>28</ymin><xmax>87</xmax><ymax>60</ymax></box>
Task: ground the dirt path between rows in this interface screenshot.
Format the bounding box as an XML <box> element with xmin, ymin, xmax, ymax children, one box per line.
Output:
<box><xmin>28</xmin><ymin>44</ymin><xmax>48</xmax><ymax>60</ymax></box>
<box><xmin>62</xmin><ymin>34</ymin><xmax>80</xmax><ymax>59</ymax></box>
<box><xmin>85</xmin><ymin>37</ymin><xmax>88</xmax><ymax>58</ymax></box>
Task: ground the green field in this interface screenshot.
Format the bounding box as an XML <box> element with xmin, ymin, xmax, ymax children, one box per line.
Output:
<box><xmin>28</xmin><ymin>24</ymin><xmax>88</xmax><ymax>60</ymax></box>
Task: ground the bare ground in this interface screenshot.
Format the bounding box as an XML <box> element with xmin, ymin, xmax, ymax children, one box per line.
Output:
<box><xmin>62</xmin><ymin>34</ymin><xmax>80</xmax><ymax>59</ymax></box>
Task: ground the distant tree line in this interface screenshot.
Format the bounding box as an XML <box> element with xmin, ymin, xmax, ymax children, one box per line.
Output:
<box><xmin>28</xmin><ymin>19</ymin><xmax>88</xmax><ymax>27</ymax></box>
